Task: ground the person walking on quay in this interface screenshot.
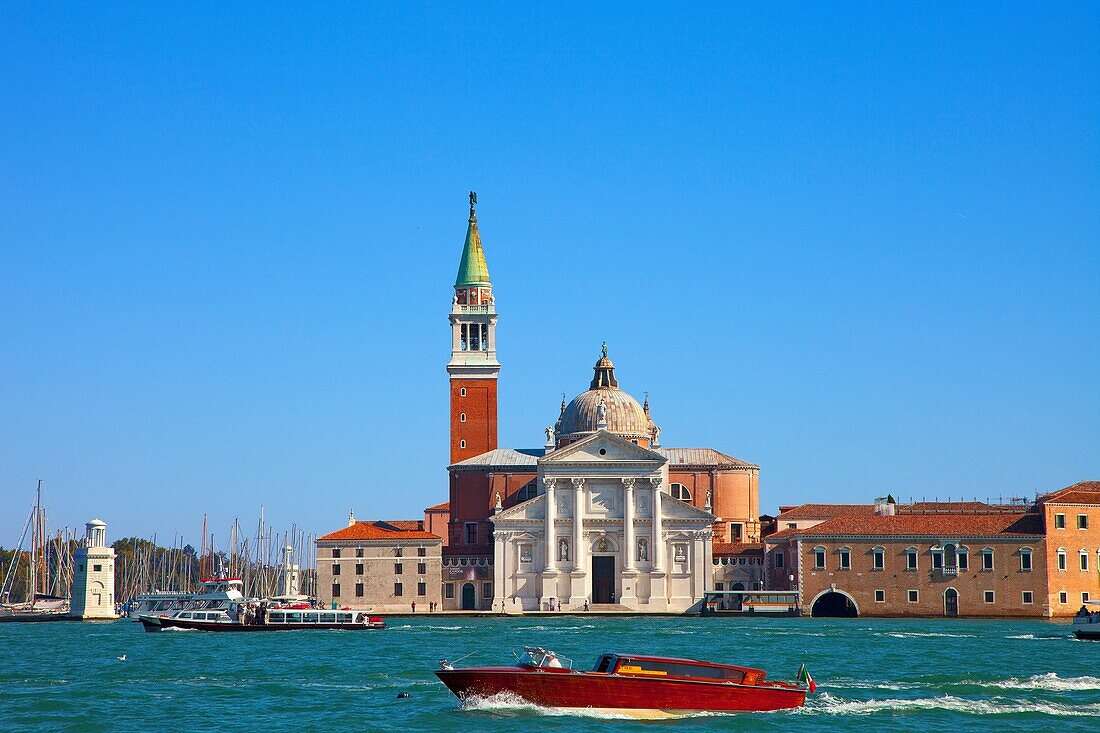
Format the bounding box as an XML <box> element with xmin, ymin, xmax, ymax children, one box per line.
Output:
<box><xmin>584</xmin><ymin>599</ymin><xmax>590</xmax><ymax>612</ymax></box>
<box><xmin>411</xmin><ymin>601</ymin><xmax>416</xmax><ymax>613</ymax></box>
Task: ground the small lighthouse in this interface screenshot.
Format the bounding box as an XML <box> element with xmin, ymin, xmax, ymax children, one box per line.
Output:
<box><xmin>69</xmin><ymin>519</ymin><xmax>118</xmax><ymax>620</ymax></box>
<box><xmin>280</xmin><ymin>544</ymin><xmax>300</xmax><ymax>597</ymax></box>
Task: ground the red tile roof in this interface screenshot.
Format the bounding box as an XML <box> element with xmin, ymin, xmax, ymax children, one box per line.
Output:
<box><xmin>1041</xmin><ymin>482</ymin><xmax>1100</xmax><ymax>506</ymax></box>
<box><xmin>713</xmin><ymin>542</ymin><xmax>764</xmax><ymax>557</ymax></box>
<box><xmin>794</xmin><ymin>512</ymin><xmax>1044</xmax><ymax>539</ymax></box>
<box><xmin>777</xmin><ymin>504</ymin><xmax>875</xmax><ymax>520</ymax></box>
<box><xmin>319</xmin><ymin>520</ymin><xmax>440</xmax><ymax>542</ymax></box>
<box><xmin>425</xmin><ymin>501</ymin><xmax>450</xmax><ymax>512</ymax></box>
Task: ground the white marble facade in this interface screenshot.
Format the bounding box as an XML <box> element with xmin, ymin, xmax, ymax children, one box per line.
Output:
<box><xmin>491</xmin><ymin>431</ymin><xmax>715</xmax><ymax>613</ymax></box>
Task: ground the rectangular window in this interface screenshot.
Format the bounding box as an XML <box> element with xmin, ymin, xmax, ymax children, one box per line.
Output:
<box><xmin>908</xmin><ymin>590</ymin><xmax>919</xmax><ymax>603</ymax></box>
<box><xmin>394</xmin><ymin>582</ymin><xmax>403</xmax><ymax>597</ymax></box>
<box><xmin>355</xmin><ymin>563</ymin><xmax>364</xmax><ymax>576</ymax></box>
<box><xmin>332</xmin><ymin>564</ymin><xmax>341</xmax><ymax>576</ymax></box>
<box><xmin>332</xmin><ymin>548</ymin><xmax>341</xmax><ymax>558</ymax></box>
<box><xmin>93</xmin><ymin>564</ymin><xmax>102</xmax><ymax>572</ymax></box>
<box><xmin>906</xmin><ymin>550</ymin><xmax>918</xmax><ymax>571</ymax></box>
<box><xmin>1020</xmin><ymin>551</ymin><xmax>1033</xmax><ymax>571</ymax></box>
<box><xmin>355</xmin><ymin>547</ymin><xmax>364</xmax><ymax>558</ymax></box>
<box><xmin>984</xmin><ymin>590</ymin><xmax>995</xmax><ymax>603</ymax></box>
<box><xmin>417</xmin><ymin>581</ymin><xmax>427</xmax><ymax>596</ymax></box>
<box><xmin>1059</xmin><ymin>553</ymin><xmax>1067</xmax><ymax>571</ymax></box>
<box><xmin>1055</xmin><ymin>513</ymin><xmax>1066</xmax><ymax>529</ymax></box>
<box><xmin>1060</xmin><ymin>591</ymin><xmax>1068</xmax><ymax>604</ymax></box>
<box><xmin>774</xmin><ymin>552</ymin><xmax>784</xmax><ymax>569</ymax></box>
<box><xmin>445</xmin><ymin>583</ymin><xmax>455</xmax><ymax>599</ymax></box>
<box><xmin>981</xmin><ymin>551</ymin><xmax>994</xmax><ymax>571</ymax></box>
<box><xmin>875</xmin><ymin>589</ymin><xmax>885</xmax><ymax>603</ymax></box>
<box><xmin>1082</xmin><ymin>554</ymin><xmax>1090</xmax><ymax>572</ymax></box>
<box><xmin>931</xmin><ymin>551</ymin><xmax>943</xmax><ymax>570</ymax></box>
<box><xmin>483</xmin><ymin>582</ymin><xmax>493</xmax><ymax>599</ymax></box>
<box><xmin>814</xmin><ymin>549</ymin><xmax>826</xmax><ymax>569</ymax></box>
<box><xmin>1079</xmin><ymin>514</ymin><xmax>1089</xmax><ymax>530</ymax></box>
<box><xmin>1085</xmin><ymin>592</ymin><xmax>1092</xmax><ymax>603</ymax></box>
<box><xmin>418</xmin><ymin>547</ymin><xmax>427</xmax><ymax>557</ymax></box>
<box><xmin>1022</xmin><ymin>591</ymin><xmax>1034</xmax><ymax>604</ymax></box>
<box><xmin>729</xmin><ymin>523</ymin><xmax>743</xmax><ymax>542</ymax></box>
<box><xmin>418</xmin><ymin>562</ymin><xmax>427</xmax><ymax>575</ymax></box>
<box><xmin>332</xmin><ymin>583</ymin><xmax>341</xmax><ymax>598</ymax></box>
<box><xmin>787</xmin><ymin>523</ymin><xmax>797</xmax><ymax>530</ymax></box>
<box><xmin>465</xmin><ymin>522</ymin><xmax>478</xmax><ymax>545</ymax></box>
<box><xmin>872</xmin><ymin>549</ymin><xmax>884</xmax><ymax>570</ymax></box>
<box><xmin>394</xmin><ymin>563</ymin><xmax>403</xmax><ymax>575</ymax></box>
<box><xmin>355</xmin><ymin>583</ymin><xmax>364</xmax><ymax>598</ymax></box>
<box><xmin>839</xmin><ymin>549</ymin><xmax>851</xmax><ymax>570</ymax></box>
<box><xmin>394</xmin><ymin>547</ymin><xmax>403</xmax><ymax>557</ymax></box>
<box><xmin>958</xmin><ymin>552</ymin><xmax>969</xmax><ymax>571</ymax></box>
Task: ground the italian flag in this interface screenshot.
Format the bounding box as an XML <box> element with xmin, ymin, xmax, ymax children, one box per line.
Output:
<box><xmin>797</xmin><ymin>663</ymin><xmax>817</xmax><ymax>693</ymax></box>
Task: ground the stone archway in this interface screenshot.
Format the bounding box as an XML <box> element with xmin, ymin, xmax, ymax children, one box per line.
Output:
<box><xmin>810</xmin><ymin>588</ymin><xmax>859</xmax><ymax>617</ymax></box>
<box><xmin>461</xmin><ymin>583</ymin><xmax>476</xmax><ymax>610</ymax></box>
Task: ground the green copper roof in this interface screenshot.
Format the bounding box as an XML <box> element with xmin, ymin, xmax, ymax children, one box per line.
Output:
<box><xmin>455</xmin><ymin>196</ymin><xmax>491</xmax><ymax>288</ymax></box>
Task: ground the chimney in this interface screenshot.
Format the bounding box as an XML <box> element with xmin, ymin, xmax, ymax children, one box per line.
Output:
<box><xmin>874</xmin><ymin>496</ymin><xmax>896</xmax><ymax>516</ymax></box>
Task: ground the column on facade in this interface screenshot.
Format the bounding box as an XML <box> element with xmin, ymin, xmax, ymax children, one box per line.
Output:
<box><xmin>651</xmin><ymin>477</ymin><xmax>664</xmax><ymax>572</ymax></box>
<box><xmin>571</xmin><ymin>478</ymin><xmax>584</xmax><ymax>564</ymax></box>
<box><xmin>544</xmin><ymin>477</ymin><xmax>557</xmax><ymax>572</ymax></box>
<box><xmin>622</xmin><ymin>478</ymin><xmax>636</xmax><ymax>572</ymax></box>
<box><xmin>492</xmin><ymin>531</ymin><xmax>506</xmax><ymax>612</ymax></box>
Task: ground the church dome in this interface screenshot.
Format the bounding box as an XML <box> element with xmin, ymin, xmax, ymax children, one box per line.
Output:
<box><xmin>557</xmin><ymin>346</ymin><xmax>653</xmax><ymax>442</ymax></box>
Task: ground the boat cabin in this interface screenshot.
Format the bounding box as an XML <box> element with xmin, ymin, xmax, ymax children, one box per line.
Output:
<box><xmin>267</xmin><ymin>610</ymin><xmax>356</xmax><ymax>624</ymax></box>
<box><xmin>593</xmin><ymin>654</ymin><xmax>767</xmax><ymax>685</ymax></box>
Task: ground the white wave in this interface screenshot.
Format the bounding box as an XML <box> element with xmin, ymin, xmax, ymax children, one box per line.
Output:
<box><xmin>1006</xmin><ymin>633</ymin><xmax>1068</xmax><ymax>641</ymax></box>
<box><xmin>881</xmin><ymin>631</ymin><xmax>977</xmax><ymax>639</ymax></box>
<box><xmin>160</xmin><ymin>626</ymin><xmax>197</xmax><ymax>632</ymax></box>
<box><xmin>801</xmin><ymin>692</ymin><xmax>1100</xmax><ymax>717</ymax></box>
<box><xmin>981</xmin><ymin>673</ymin><xmax>1100</xmax><ymax>691</ymax></box>
<box><xmin>825</xmin><ymin>679</ymin><xmax>916</xmax><ymax>691</ymax></box>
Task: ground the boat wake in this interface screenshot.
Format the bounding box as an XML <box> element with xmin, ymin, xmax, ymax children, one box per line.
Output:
<box><xmin>461</xmin><ymin>691</ymin><xmax>639</xmax><ymax>719</ymax></box>
<box><xmin>801</xmin><ymin>692</ymin><xmax>1100</xmax><ymax>717</ymax></box>
<box><xmin>880</xmin><ymin>631</ymin><xmax>977</xmax><ymax>639</ymax></box>
<box><xmin>979</xmin><ymin>673</ymin><xmax>1100</xmax><ymax>691</ymax></box>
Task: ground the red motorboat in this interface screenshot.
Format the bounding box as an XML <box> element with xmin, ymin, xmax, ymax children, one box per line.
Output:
<box><xmin>435</xmin><ymin>647</ymin><xmax>809</xmax><ymax>718</ymax></box>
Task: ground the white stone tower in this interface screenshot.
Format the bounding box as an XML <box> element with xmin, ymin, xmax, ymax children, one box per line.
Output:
<box><xmin>280</xmin><ymin>544</ymin><xmax>300</xmax><ymax>597</ymax></box>
<box><xmin>70</xmin><ymin>519</ymin><xmax>118</xmax><ymax>620</ymax></box>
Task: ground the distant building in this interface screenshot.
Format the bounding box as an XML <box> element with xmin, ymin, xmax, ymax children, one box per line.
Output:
<box><xmin>440</xmin><ymin>195</ymin><xmax>762</xmax><ymax>612</ymax></box>
<box><xmin>315</xmin><ymin>517</ymin><xmax>442</xmax><ymax>612</ymax></box>
<box><xmin>765</xmin><ymin>482</ymin><xmax>1100</xmax><ymax>618</ymax></box>
<box><xmin>70</xmin><ymin>519</ymin><xmax>118</xmax><ymax>620</ymax></box>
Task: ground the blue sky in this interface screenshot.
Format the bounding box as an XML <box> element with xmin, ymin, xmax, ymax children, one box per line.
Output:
<box><xmin>1</xmin><ymin>3</ymin><xmax>1097</xmax><ymax>545</ymax></box>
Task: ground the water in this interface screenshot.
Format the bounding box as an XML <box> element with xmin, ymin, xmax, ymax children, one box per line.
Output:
<box><xmin>1</xmin><ymin>616</ymin><xmax>1096</xmax><ymax>732</ymax></box>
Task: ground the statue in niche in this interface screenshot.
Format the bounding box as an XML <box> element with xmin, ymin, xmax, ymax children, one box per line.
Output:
<box><xmin>595</xmin><ymin>537</ymin><xmax>610</xmax><ymax>552</ymax></box>
<box><xmin>558</xmin><ymin>538</ymin><xmax>570</xmax><ymax>562</ymax></box>
<box><xmin>637</xmin><ymin>538</ymin><xmax>649</xmax><ymax>561</ymax></box>
<box><xmin>494</xmin><ymin>492</ymin><xmax>502</xmax><ymax>512</ymax></box>
<box><xmin>674</xmin><ymin>544</ymin><xmax>687</xmax><ymax>562</ymax></box>
<box><xmin>706</xmin><ymin>488</ymin><xmax>712</xmax><ymax>507</ymax></box>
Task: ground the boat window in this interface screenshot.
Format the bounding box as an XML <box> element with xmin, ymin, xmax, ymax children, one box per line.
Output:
<box><xmin>287</xmin><ymin>612</ymin><xmax>303</xmax><ymax>623</ymax></box>
<box><xmin>270</xmin><ymin>612</ymin><xmax>285</xmax><ymax>622</ymax></box>
<box><xmin>338</xmin><ymin>613</ymin><xmax>352</xmax><ymax>623</ymax></box>
<box><xmin>595</xmin><ymin>656</ymin><xmax>614</xmax><ymax>673</ymax></box>
<box><xmin>304</xmin><ymin>613</ymin><xmax>319</xmax><ymax>623</ymax></box>
<box><xmin>179</xmin><ymin>612</ymin><xmax>192</xmax><ymax>619</ymax></box>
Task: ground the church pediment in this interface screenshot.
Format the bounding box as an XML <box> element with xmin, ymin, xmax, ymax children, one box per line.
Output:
<box><xmin>540</xmin><ymin>431</ymin><xmax>666</xmax><ymax>465</ymax></box>
<box><xmin>659</xmin><ymin>492</ymin><xmax>718</xmax><ymax>522</ymax></box>
<box><xmin>492</xmin><ymin>493</ymin><xmax>545</xmax><ymax>521</ymax></box>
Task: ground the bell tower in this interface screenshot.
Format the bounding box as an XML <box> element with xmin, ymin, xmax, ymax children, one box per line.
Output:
<box><xmin>447</xmin><ymin>192</ymin><xmax>500</xmax><ymax>464</ymax></box>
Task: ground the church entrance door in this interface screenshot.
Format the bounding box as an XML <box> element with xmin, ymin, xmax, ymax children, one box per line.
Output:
<box><xmin>461</xmin><ymin>583</ymin><xmax>476</xmax><ymax>610</ymax></box>
<box><xmin>593</xmin><ymin>556</ymin><xmax>615</xmax><ymax>604</ymax></box>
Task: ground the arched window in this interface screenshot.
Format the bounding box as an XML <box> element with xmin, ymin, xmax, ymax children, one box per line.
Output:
<box><xmin>516</xmin><ymin>482</ymin><xmax>540</xmax><ymax>502</ymax></box>
<box><xmin>1019</xmin><ymin>547</ymin><xmax>1033</xmax><ymax>571</ymax></box>
<box><xmin>838</xmin><ymin>546</ymin><xmax>852</xmax><ymax>570</ymax></box>
<box><xmin>670</xmin><ymin>483</ymin><xmax>691</xmax><ymax>502</ymax></box>
<box><xmin>460</xmin><ymin>387</ymin><xmax>467</xmax><ymax>397</ymax></box>
<box><xmin>459</xmin><ymin>440</ymin><xmax>466</xmax><ymax>449</ymax></box>
<box><xmin>957</xmin><ymin>545</ymin><xmax>969</xmax><ymax>571</ymax></box>
<box><xmin>460</xmin><ymin>413</ymin><xmax>467</xmax><ymax>423</ymax></box>
<box><xmin>1057</xmin><ymin>548</ymin><xmax>1067</xmax><ymax>571</ymax></box>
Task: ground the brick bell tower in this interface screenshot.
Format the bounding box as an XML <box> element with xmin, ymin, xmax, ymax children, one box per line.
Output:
<box><xmin>447</xmin><ymin>191</ymin><xmax>500</xmax><ymax>464</ymax></box>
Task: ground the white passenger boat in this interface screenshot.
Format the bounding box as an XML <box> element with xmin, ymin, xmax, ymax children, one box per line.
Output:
<box><xmin>1073</xmin><ymin>600</ymin><xmax>1100</xmax><ymax>640</ymax></box>
<box><xmin>136</xmin><ymin>576</ymin><xmax>247</xmax><ymax>629</ymax></box>
<box><xmin>140</xmin><ymin>606</ymin><xmax>384</xmax><ymax>632</ymax></box>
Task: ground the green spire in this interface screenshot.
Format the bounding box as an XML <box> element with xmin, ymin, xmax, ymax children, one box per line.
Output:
<box><xmin>455</xmin><ymin>191</ymin><xmax>492</xmax><ymax>288</ymax></box>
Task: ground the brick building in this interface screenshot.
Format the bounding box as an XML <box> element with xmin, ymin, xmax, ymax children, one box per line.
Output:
<box><xmin>315</xmin><ymin>518</ymin><xmax>442</xmax><ymax>612</ymax></box>
<box><xmin>765</xmin><ymin>482</ymin><xmax>1100</xmax><ymax>618</ymax></box>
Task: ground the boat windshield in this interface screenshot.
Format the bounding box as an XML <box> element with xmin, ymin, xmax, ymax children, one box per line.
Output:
<box><xmin>518</xmin><ymin>647</ymin><xmax>572</xmax><ymax>670</ymax></box>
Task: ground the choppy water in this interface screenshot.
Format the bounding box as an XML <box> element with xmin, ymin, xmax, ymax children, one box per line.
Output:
<box><xmin>1</xmin><ymin>615</ymin><xmax>1096</xmax><ymax>732</ymax></box>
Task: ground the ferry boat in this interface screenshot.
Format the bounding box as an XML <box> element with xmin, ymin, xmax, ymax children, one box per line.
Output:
<box><xmin>140</xmin><ymin>607</ymin><xmax>385</xmax><ymax>632</ymax></box>
<box><xmin>125</xmin><ymin>591</ymin><xmax>197</xmax><ymax>622</ymax></box>
<box><xmin>136</xmin><ymin>576</ymin><xmax>247</xmax><ymax>630</ymax></box>
<box><xmin>435</xmin><ymin>647</ymin><xmax>809</xmax><ymax>717</ymax></box>
<box><xmin>1073</xmin><ymin>600</ymin><xmax>1100</xmax><ymax>640</ymax></box>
